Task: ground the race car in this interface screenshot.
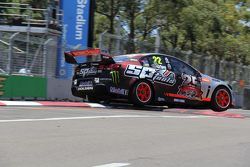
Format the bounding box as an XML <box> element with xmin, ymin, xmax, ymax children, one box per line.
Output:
<box><xmin>65</xmin><ymin>48</ymin><xmax>234</xmax><ymax>111</ymax></box>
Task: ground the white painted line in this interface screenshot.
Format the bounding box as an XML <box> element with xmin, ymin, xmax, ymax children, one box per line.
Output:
<box><xmin>93</xmin><ymin>163</ymin><xmax>130</xmax><ymax>167</ymax></box>
<box><xmin>0</xmin><ymin>101</ymin><xmax>42</xmax><ymax>106</ymax></box>
<box><xmin>87</xmin><ymin>103</ymin><xmax>106</xmax><ymax>108</ymax></box>
<box><xmin>0</xmin><ymin>115</ymin><xmax>211</xmax><ymax>123</ymax></box>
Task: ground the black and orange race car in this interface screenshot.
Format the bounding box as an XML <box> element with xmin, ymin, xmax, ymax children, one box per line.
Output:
<box><xmin>65</xmin><ymin>48</ymin><xmax>234</xmax><ymax>111</ymax></box>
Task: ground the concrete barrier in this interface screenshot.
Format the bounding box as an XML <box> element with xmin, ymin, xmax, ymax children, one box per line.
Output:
<box><xmin>47</xmin><ymin>78</ymin><xmax>81</xmax><ymax>101</ymax></box>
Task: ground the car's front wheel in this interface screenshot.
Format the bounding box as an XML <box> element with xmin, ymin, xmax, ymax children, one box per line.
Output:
<box><xmin>131</xmin><ymin>80</ymin><xmax>153</xmax><ymax>106</ymax></box>
<box><xmin>211</xmin><ymin>87</ymin><xmax>231</xmax><ymax>112</ymax></box>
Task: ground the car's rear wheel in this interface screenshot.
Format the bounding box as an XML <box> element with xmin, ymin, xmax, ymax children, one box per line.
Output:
<box><xmin>211</xmin><ymin>87</ymin><xmax>231</xmax><ymax>112</ymax></box>
<box><xmin>87</xmin><ymin>95</ymin><xmax>100</xmax><ymax>103</ymax></box>
<box><xmin>131</xmin><ymin>80</ymin><xmax>153</xmax><ymax>106</ymax></box>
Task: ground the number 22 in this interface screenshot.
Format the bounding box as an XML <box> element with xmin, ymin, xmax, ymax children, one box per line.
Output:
<box><xmin>152</xmin><ymin>56</ymin><xmax>162</xmax><ymax>65</ymax></box>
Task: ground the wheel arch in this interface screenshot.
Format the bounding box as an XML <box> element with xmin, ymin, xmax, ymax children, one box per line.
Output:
<box><xmin>210</xmin><ymin>85</ymin><xmax>232</xmax><ymax>111</ymax></box>
<box><xmin>212</xmin><ymin>85</ymin><xmax>232</xmax><ymax>100</ymax></box>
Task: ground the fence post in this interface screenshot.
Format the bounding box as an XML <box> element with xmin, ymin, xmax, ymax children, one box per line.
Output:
<box><xmin>99</xmin><ymin>30</ymin><xmax>107</xmax><ymax>51</ymax></box>
<box><xmin>155</xmin><ymin>28</ymin><xmax>161</xmax><ymax>53</ymax></box>
<box><xmin>7</xmin><ymin>32</ymin><xmax>19</xmax><ymax>75</ymax></box>
<box><xmin>43</xmin><ymin>38</ymin><xmax>53</xmax><ymax>77</ymax></box>
<box><xmin>25</xmin><ymin>5</ymin><xmax>32</xmax><ymax>69</ymax></box>
<box><xmin>45</xmin><ymin>7</ymin><xmax>50</xmax><ymax>29</ymax></box>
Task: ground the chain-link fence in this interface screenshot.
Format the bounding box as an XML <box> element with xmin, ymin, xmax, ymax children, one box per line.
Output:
<box><xmin>99</xmin><ymin>32</ymin><xmax>157</xmax><ymax>56</ymax></box>
<box><xmin>99</xmin><ymin>32</ymin><xmax>250</xmax><ymax>94</ymax></box>
<box><xmin>0</xmin><ymin>2</ymin><xmax>63</xmax><ymax>78</ymax></box>
<box><xmin>0</xmin><ymin>31</ymin><xmax>60</xmax><ymax>77</ymax></box>
<box><xmin>0</xmin><ymin>2</ymin><xmax>62</xmax><ymax>30</ymax></box>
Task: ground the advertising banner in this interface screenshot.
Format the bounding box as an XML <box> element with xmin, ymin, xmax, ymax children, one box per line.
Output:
<box><xmin>57</xmin><ymin>0</ymin><xmax>91</xmax><ymax>78</ymax></box>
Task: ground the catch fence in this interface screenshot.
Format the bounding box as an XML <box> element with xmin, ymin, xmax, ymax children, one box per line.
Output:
<box><xmin>0</xmin><ymin>2</ymin><xmax>63</xmax><ymax>78</ymax></box>
<box><xmin>0</xmin><ymin>31</ymin><xmax>60</xmax><ymax>78</ymax></box>
<box><xmin>99</xmin><ymin>32</ymin><xmax>250</xmax><ymax>94</ymax></box>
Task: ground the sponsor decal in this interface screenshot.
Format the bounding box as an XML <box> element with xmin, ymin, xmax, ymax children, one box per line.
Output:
<box><xmin>78</xmin><ymin>80</ymin><xmax>93</xmax><ymax>90</ymax></box>
<box><xmin>100</xmin><ymin>78</ymin><xmax>112</xmax><ymax>81</ymax></box>
<box><xmin>164</xmin><ymin>93</ymin><xmax>186</xmax><ymax>99</ymax></box>
<box><xmin>110</xmin><ymin>71</ymin><xmax>120</xmax><ymax>85</ymax></box>
<box><xmin>124</xmin><ymin>65</ymin><xmax>176</xmax><ymax>86</ymax></box>
<box><xmin>177</xmin><ymin>73</ymin><xmax>203</xmax><ymax>100</ymax></box>
<box><xmin>165</xmin><ymin>57</ymin><xmax>172</xmax><ymax>70</ymax></box>
<box><xmin>174</xmin><ymin>98</ymin><xmax>185</xmax><ymax>103</ymax></box>
<box><xmin>77</xmin><ymin>86</ymin><xmax>93</xmax><ymax>91</ymax></box>
<box><xmin>79</xmin><ymin>81</ymin><xmax>93</xmax><ymax>86</ymax></box>
<box><xmin>157</xmin><ymin>97</ymin><xmax>166</xmax><ymax>102</ymax></box>
<box><xmin>110</xmin><ymin>87</ymin><xmax>128</xmax><ymax>95</ymax></box>
<box><xmin>94</xmin><ymin>78</ymin><xmax>100</xmax><ymax>83</ymax></box>
<box><xmin>153</xmin><ymin>71</ymin><xmax>175</xmax><ymax>85</ymax></box>
<box><xmin>73</xmin><ymin>79</ymin><xmax>77</xmax><ymax>85</ymax></box>
<box><xmin>79</xmin><ymin>67</ymin><xmax>97</xmax><ymax>77</ymax></box>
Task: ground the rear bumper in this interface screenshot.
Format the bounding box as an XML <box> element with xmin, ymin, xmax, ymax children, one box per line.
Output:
<box><xmin>71</xmin><ymin>78</ymin><xmax>109</xmax><ymax>98</ymax></box>
<box><xmin>72</xmin><ymin>84</ymin><xmax>108</xmax><ymax>97</ymax></box>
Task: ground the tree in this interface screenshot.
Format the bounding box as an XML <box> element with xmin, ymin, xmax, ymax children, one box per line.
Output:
<box><xmin>96</xmin><ymin>0</ymin><xmax>122</xmax><ymax>34</ymax></box>
<box><xmin>94</xmin><ymin>0</ymin><xmax>250</xmax><ymax>63</ymax></box>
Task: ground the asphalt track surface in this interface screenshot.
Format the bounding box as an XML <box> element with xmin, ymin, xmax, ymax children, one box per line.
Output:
<box><xmin>0</xmin><ymin>104</ymin><xmax>250</xmax><ymax>167</ymax></box>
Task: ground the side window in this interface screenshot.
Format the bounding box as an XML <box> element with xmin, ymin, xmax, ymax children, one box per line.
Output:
<box><xmin>140</xmin><ymin>57</ymin><xmax>150</xmax><ymax>67</ymax></box>
<box><xmin>164</xmin><ymin>56</ymin><xmax>172</xmax><ymax>71</ymax></box>
<box><xmin>148</xmin><ymin>55</ymin><xmax>166</xmax><ymax>70</ymax></box>
<box><xmin>169</xmin><ymin>57</ymin><xmax>197</xmax><ymax>76</ymax></box>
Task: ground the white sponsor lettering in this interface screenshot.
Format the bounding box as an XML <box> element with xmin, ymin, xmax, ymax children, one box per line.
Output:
<box><xmin>110</xmin><ymin>87</ymin><xmax>128</xmax><ymax>95</ymax></box>
<box><xmin>125</xmin><ymin>65</ymin><xmax>176</xmax><ymax>86</ymax></box>
<box><xmin>174</xmin><ymin>98</ymin><xmax>185</xmax><ymax>103</ymax></box>
<box><xmin>158</xmin><ymin>97</ymin><xmax>165</xmax><ymax>102</ymax></box>
<box><xmin>80</xmin><ymin>67</ymin><xmax>97</xmax><ymax>77</ymax></box>
<box><xmin>79</xmin><ymin>81</ymin><xmax>93</xmax><ymax>86</ymax></box>
<box><xmin>76</xmin><ymin>0</ymin><xmax>87</xmax><ymax>40</ymax></box>
<box><xmin>78</xmin><ymin>86</ymin><xmax>93</xmax><ymax>91</ymax></box>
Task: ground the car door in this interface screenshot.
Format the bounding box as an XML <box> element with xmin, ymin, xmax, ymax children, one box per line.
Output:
<box><xmin>166</xmin><ymin>56</ymin><xmax>203</xmax><ymax>101</ymax></box>
<box><xmin>139</xmin><ymin>55</ymin><xmax>177</xmax><ymax>101</ymax></box>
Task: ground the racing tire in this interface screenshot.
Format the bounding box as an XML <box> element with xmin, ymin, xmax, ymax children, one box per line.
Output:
<box><xmin>131</xmin><ymin>80</ymin><xmax>153</xmax><ymax>106</ymax></box>
<box><xmin>211</xmin><ymin>86</ymin><xmax>231</xmax><ymax>112</ymax></box>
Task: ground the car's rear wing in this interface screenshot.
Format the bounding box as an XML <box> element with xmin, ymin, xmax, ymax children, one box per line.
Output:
<box><xmin>64</xmin><ymin>48</ymin><xmax>115</xmax><ymax>64</ymax></box>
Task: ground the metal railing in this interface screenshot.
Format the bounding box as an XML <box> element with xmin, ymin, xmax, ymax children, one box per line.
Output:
<box><xmin>0</xmin><ymin>2</ymin><xmax>63</xmax><ymax>78</ymax></box>
<box><xmin>0</xmin><ymin>32</ymin><xmax>61</xmax><ymax>78</ymax></box>
<box><xmin>0</xmin><ymin>2</ymin><xmax>63</xmax><ymax>30</ymax></box>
